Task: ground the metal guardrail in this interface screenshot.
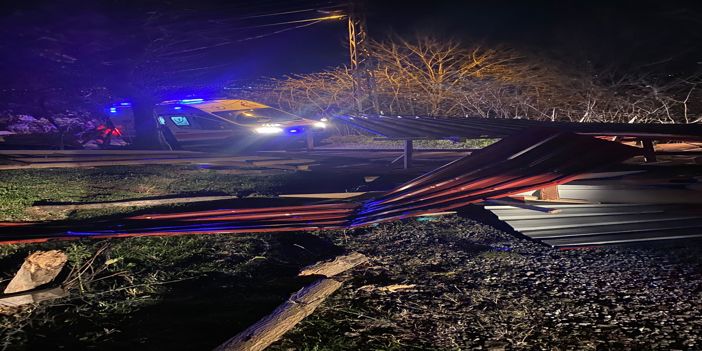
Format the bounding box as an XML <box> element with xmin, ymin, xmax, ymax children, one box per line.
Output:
<box><xmin>336</xmin><ymin>115</ymin><xmax>702</xmax><ymax>140</ymax></box>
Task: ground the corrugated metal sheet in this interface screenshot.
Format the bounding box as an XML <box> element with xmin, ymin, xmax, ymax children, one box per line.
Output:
<box><xmin>557</xmin><ymin>183</ymin><xmax>702</xmax><ymax>204</ymax></box>
<box><xmin>350</xmin><ymin>130</ymin><xmax>640</xmax><ymax>226</ymax></box>
<box><xmin>336</xmin><ymin>115</ymin><xmax>702</xmax><ymax>140</ymax></box>
<box><xmin>485</xmin><ymin>203</ymin><xmax>702</xmax><ymax>247</ymax></box>
<box><xmin>0</xmin><ymin>130</ymin><xmax>639</xmax><ymax>244</ymax></box>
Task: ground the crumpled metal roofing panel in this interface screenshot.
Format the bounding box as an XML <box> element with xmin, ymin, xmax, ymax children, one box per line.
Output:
<box><xmin>0</xmin><ymin>130</ymin><xmax>639</xmax><ymax>244</ymax></box>
<box><xmin>351</xmin><ymin>129</ymin><xmax>640</xmax><ymax>225</ymax></box>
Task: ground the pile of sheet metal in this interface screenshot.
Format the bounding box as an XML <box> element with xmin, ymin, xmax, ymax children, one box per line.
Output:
<box><xmin>336</xmin><ymin>114</ymin><xmax>702</xmax><ymax>140</ymax></box>
<box><xmin>350</xmin><ymin>129</ymin><xmax>639</xmax><ymax>225</ymax></box>
<box><xmin>0</xmin><ymin>129</ymin><xmax>639</xmax><ymax>244</ymax></box>
<box><xmin>485</xmin><ymin>203</ymin><xmax>702</xmax><ymax>247</ymax></box>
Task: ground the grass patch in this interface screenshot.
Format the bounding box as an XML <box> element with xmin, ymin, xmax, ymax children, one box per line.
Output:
<box><xmin>323</xmin><ymin>135</ymin><xmax>496</xmax><ymax>149</ymax></box>
<box><xmin>0</xmin><ymin>165</ymin><xmax>288</xmax><ymax>221</ymax></box>
<box><xmin>1</xmin><ymin>231</ymin><xmax>341</xmax><ymax>350</ymax></box>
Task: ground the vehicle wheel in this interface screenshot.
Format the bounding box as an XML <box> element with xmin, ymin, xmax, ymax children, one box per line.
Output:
<box><xmin>160</xmin><ymin>127</ymin><xmax>181</xmax><ymax>150</ymax></box>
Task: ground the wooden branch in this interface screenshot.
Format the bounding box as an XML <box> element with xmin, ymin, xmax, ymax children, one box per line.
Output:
<box><xmin>32</xmin><ymin>195</ymin><xmax>238</xmax><ymax>211</ymax></box>
<box><xmin>214</xmin><ymin>278</ymin><xmax>342</xmax><ymax>351</ymax></box>
<box><xmin>298</xmin><ymin>252</ymin><xmax>368</xmax><ymax>278</ymax></box>
<box><xmin>215</xmin><ymin>253</ymin><xmax>368</xmax><ymax>351</ymax></box>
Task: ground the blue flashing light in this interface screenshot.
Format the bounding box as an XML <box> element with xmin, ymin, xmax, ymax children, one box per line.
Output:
<box><xmin>173</xmin><ymin>106</ymin><xmax>182</xmax><ymax>110</ymax></box>
<box><xmin>289</xmin><ymin>129</ymin><xmax>299</xmax><ymax>133</ymax></box>
<box><xmin>179</xmin><ymin>98</ymin><xmax>204</xmax><ymax>104</ymax></box>
<box><xmin>119</xmin><ymin>102</ymin><xmax>131</xmax><ymax>106</ymax></box>
<box><xmin>109</xmin><ymin>107</ymin><xmax>117</xmax><ymax>113</ymax></box>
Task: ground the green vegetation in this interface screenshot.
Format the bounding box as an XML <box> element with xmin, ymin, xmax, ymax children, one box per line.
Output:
<box><xmin>323</xmin><ymin>134</ymin><xmax>497</xmax><ymax>149</ymax></box>
<box><xmin>0</xmin><ymin>165</ymin><xmax>287</xmax><ymax>221</ymax></box>
<box><xmin>0</xmin><ymin>231</ymin><xmax>340</xmax><ymax>350</ymax></box>
<box><xmin>0</xmin><ymin>165</ymin><xmax>341</xmax><ymax>350</ymax></box>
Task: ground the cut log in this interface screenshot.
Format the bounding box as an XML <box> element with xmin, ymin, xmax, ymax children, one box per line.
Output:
<box><xmin>32</xmin><ymin>195</ymin><xmax>238</xmax><ymax>211</ymax></box>
<box><xmin>298</xmin><ymin>252</ymin><xmax>368</xmax><ymax>278</ymax></box>
<box><xmin>4</xmin><ymin>250</ymin><xmax>68</xmax><ymax>294</ymax></box>
<box><xmin>214</xmin><ymin>278</ymin><xmax>342</xmax><ymax>351</ymax></box>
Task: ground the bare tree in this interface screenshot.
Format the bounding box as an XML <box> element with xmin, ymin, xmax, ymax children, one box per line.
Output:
<box><xmin>263</xmin><ymin>35</ymin><xmax>701</xmax><ymax>126</ymax></box>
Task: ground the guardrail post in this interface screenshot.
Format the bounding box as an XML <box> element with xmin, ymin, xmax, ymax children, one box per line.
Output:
<box><xmin>404</xmin><ymin>139</ymin><xmax>413</xmax><ymax>169</ymax></box>
<box><xmin>641</xmin><ymin>138</ymin><xmax>656</xmax><ymax>163</ymax></box>
<box><xmin>306</xmin><ymin>131</ymin><xmax>314</xmax><ymax>151</ymax></box>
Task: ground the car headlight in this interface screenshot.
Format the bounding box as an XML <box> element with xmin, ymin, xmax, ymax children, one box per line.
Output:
<box><xmin>255</xmin><ymin>126</ymin><xmax>283</xmax><ymax>134</ymax></box>
<box><xmin>314</xmin><ymin>122</ymin><xmax>326</xmax><ymax>128</ymax></box>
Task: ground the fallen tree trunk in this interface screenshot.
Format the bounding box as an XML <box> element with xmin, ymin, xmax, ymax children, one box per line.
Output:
<box><xmin>298</xmin><ymin>252</ymin><xmax>368</xmax><ymax>278</ymax></box>
<box><xmin>214</xmin><ymin>278</ymin><xmax>342</xmax><ymax>351</ymax></box>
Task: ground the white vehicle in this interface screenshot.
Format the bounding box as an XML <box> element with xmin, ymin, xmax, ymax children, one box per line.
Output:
<box><xmin>108</xmin><ymin>99</ymin><xmax>327</xmax><ymax>149</ymax></box>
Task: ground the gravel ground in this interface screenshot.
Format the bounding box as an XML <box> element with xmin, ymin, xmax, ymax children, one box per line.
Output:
<box><xmin>274</xmin><ymin>216</ymin><xmax>702</xmax><ymax>350</ymax></box>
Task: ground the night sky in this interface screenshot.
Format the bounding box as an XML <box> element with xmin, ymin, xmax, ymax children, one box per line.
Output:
<box><xmin>1</xmin><ymin>0</ymin><xmax>700</xmax><ymax>89</ymax></box>
<box><xmin>367</xmin><ymin>1</ymin><xmax>702</xmax><ymax>76</ymax></box>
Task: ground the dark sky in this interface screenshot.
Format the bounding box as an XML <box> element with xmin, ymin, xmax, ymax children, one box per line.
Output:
<box><xmin>366</xmin><ymin>0</ymin><xmax>702</xmax><ymax>76</ymax></box>
<box><xmin>1</xmin><ymin>0</ymin><xmax>700</xmax><ymax>90</ymax></box>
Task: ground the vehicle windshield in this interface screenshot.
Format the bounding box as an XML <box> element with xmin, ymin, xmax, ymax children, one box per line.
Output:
<box><xmin>213</xmin><ymin>108</ymin><xmax>302</xmax><ymax>125</ymax></box>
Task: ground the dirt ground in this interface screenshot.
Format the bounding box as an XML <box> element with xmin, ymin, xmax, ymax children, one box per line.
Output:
<box><xmin>275</xmin><ymin>217</ymin><xmax>702</xmax><ymax>350</ymax></box>
<box><xmin>1</xmin><ymin>166</ymin><xmax>701</xmax><ymax>350</ymax></box>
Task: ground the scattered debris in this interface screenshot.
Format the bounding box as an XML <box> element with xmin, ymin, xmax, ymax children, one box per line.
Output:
<box><xmin>377</xmin><ymin>284</ymin><xmax>416</xmax><ymax>292</ymax></box>
<box><xmin>298</xmin><ymin>252</ymin><xmax>368</xmax><ymax>277</ymax></box>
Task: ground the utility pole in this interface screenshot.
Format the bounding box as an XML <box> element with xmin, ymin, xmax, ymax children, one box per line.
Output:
<box><xmin>347</xmin><ymin>2</ymin><xmax>365</xmax><ymax>113</ymax></box>
<box><xmin>347</xmin><ymin>1</ymin><xmax>377</xmax><ymax>114</ymax></box>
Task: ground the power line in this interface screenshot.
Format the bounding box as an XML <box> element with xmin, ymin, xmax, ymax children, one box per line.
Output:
<box><xmin>234</xmin><ymin>19</ymin><xmax>324</xmax><ymax>43</ymax></box>
<box><xmin>225</xmin><ymin>14</ymin><xmax>345</xmax><ymax>31</ymax></box>
<box><xmin>237</xmin><ymin>4</ymin><xmax>346</xmax><ymax>20</ymax></box>
<box><xmin>158</xmin><ymin>15</ymin><xmax>342</xmax><ymax>58</ymax></box>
